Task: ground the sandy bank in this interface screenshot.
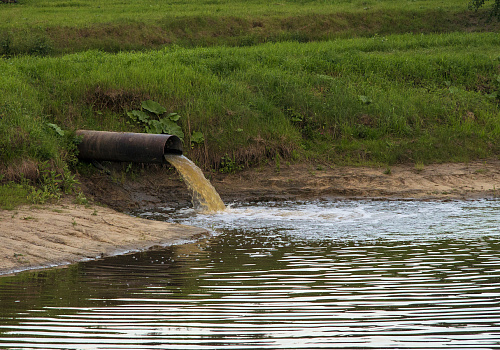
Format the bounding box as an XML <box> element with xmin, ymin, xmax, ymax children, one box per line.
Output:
<box><xmin>0</xmin><ymin>201</ymin><xmax>208</xmax><ymax>276</ymax></box>
<box><xmin>214</xmin><ymin>160</ymin><xmax>500</xmax><ymax>202</ymax></box>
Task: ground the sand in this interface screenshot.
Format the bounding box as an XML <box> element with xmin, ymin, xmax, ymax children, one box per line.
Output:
<box><xmin>0</xmin><ymin>201</ymin><xmax>207</xmax><ymax>276</ymax></box>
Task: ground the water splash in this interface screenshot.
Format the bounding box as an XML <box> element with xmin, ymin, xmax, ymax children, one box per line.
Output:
<box><xmin>165</xmin><ymin>154</ymin><xmax>225</xmax><ymax>212</ymax></box>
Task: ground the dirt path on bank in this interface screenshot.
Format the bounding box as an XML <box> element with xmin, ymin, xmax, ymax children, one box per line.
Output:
<box><xmin>214</xmin><ymin>160</ymin><xmax>500</xmax><ymax>202</ymax></box>
<box><xmin>2</xmin><ymin>160</ymin><xmax>500</xmax><ymax>276</ymax></box>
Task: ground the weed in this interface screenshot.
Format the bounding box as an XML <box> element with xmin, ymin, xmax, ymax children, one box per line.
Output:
<box><xmin>0</xmin><ymin>34</ymin><xmax>11</xmax><ymax>56</ymax></box>
<box><xmin>414</xmin><ymin>162</ymin><xmax>425</xmax><ymax>172</ymax></box>
<box><xmin>74</xmin><ymin>191</ymin><xmax>89</xmax><ymax>206</ymax></box>
<box><xmin>190</xmin><ymin>131</ymin><xmax>205</xmax><ymax>149</ymax></box>
<box><xmin>359</xmin><ymin>95</ymin><xmax>373</xmax><ymax>105</ymax></box>
<box><xmin>275</xmin><ymin>152</ymin><xmax>281</xmax><ymax>173</ymax></box>
<box><xmin>28</xmin><ymin>36</ymin><xmax>53</xmax><ymax>56</ymax></box>
<box><xmin>219</xmin><ymin>155</ymin><xmax>242</xmax><ymax>174</ymax></box>
<box><xmin>474</xmin><ymin>168</ymin><xmax>489</xmax><ymax>174</ymax></box>
<box><xmin>13</xmin><ymin>253</ymin><xmax>29</xmax><ymax>264</ymax></box>
<box><xmin>485</xmin><ymin>74</ymin><xmax>500</xmax><ymax>104</ymax></box>
<box><xmin>128</xmin><ymin>100</ymin><xmax>184</xmax><ymax>141</ymax></box>
<box><xmin>125</xmin><ymin>163</ymin><xmax>133</xmax><ymax>173</ymax></box>
<box><xmin>28</xmin><ymin>186</ymin><xmax>59</xmax><ymax>205</ymax></box>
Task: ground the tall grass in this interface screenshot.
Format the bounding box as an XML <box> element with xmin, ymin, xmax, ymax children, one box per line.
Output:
<box><xmin>1</xmin><ymin>0</ymin><xmax>497</xmax><ymax>55</ymax></box>
<box><xmin>1</xmin><ymin>32</ymin><xmax>499</xmax><ymax>178</ymax></box>
<box><xmin>0</xmin><ymin>0</ymin><xmax>471</xmax><ymax>27</ymax></box>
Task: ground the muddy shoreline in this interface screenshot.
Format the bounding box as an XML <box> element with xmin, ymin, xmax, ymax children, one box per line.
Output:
<box><xmin>2</xmin><ymin>160</ymin><xmax>500</xmax><ymax>276</ymax></box>
<box><xmin>82</xmin><ymin>160</ymin><xmax>500</xmax><ymax>210</ymax></box>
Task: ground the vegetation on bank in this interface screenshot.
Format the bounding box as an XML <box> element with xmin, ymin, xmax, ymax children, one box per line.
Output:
<box><xmin>0</xmin><ymin>0</ymin><xmax>499</xmax><ymax>208</ymax></box>
<box><xmin>470</xmin><ymin>0</ymin><xmax>500</xmax><ymax>19</ymax></box>
<box><xmin>0</xmin><ymin>0</ymin><xmax>497</xmax><ymax>55</ymax></box>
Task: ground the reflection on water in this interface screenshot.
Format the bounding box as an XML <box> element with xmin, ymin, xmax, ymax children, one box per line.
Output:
<box><xmin>1</xmin><ymin>200</ymin><xmax>500</xmax><ymax>349</ymax></box>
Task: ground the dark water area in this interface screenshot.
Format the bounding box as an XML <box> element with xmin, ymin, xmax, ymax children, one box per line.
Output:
<box><xmin>1</xmin><ymin>200</ymin><xmax>500</xmax><ymax>349</ymax></box>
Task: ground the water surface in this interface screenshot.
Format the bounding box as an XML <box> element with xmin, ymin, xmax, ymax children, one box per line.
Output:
<box><xmin>1</xmin><ymin>199</ymin><xmax>500</xmax><ymax>349</ymax></box>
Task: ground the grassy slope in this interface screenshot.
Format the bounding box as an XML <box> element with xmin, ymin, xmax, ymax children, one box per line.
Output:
<box><xmin>0</xmin><ymin>0</ymin><xmax>499</xmax><ymax>206</ymax></box>
<box><xmin>0</xmin><ymin>0</ymin><xmax>496</xmax><ymax>54</ymax></box>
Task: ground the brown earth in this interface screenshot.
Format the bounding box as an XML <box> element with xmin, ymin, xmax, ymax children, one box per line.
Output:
<box><xmin>81</xmin><ymin>159</ymin><xmax>500</xmax><ymax>210</ymax></box>
<box><xmin>0</xmin><ymin>200</ymin><xmax>208</xmax><ymax>276</ymax></box>
<box><xmin>2</xmin><ymin>159</ymin><xmax>500</xmax><ymax>276</ymax></box>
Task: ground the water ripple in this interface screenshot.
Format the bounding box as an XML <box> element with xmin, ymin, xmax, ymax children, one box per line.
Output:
<box><xmin>1</xmin><ymin>200</ymin><xmax>500</xmax><ymax>349</ymax></box>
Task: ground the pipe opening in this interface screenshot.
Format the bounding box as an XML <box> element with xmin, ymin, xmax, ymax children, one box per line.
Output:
<box><xmin>164</xmin><ymin>136</ymin><xmax>183</xmax><ymax>155</ymax></box>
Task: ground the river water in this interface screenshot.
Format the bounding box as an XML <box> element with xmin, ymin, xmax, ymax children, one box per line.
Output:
<box><xmin>1</xmin><ymin>199</ymin><xmax>500</xmax><ymax>349</ymax></box>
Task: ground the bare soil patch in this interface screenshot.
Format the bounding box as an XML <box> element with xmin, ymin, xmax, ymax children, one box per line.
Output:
<box><xmin>0</xmin><ymin>200</ymin><xmax>207</xmax><ymax>276</ymax></box>
<box><xmin>81</xmin><ymin>160</ymin><xmax>500</xmax><ymax>210</ymax></box>
<box><xmin>215</xmin><ymin>160</ymin><xmax>500</xmax><ymax>202</ymax></box>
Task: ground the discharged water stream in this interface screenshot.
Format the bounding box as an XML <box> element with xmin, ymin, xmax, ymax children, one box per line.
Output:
<box><xmin>164</xmin><ymin>154</ymin><xmax>225</xmax><ymax>212</ymax></box>
<box><xmin>2</xmin><ymin>199</ymin><xmax>500</xmax><ymax>349</ymax></box>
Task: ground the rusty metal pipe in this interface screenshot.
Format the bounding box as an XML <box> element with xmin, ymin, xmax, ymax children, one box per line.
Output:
<box><xmin>76</xmin><ymin>130</ymin><xmax>182</xmax><ymax>164</ymax></box>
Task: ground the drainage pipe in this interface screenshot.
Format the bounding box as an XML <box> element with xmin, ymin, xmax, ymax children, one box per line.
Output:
<box><xmin>76</xmin><ymin>130</ymin><xmax>182</xmax><ymax>164</ymax></box>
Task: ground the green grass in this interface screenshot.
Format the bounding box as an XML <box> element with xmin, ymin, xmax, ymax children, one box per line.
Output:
<box><xmin>0</xmin><ymin>183</ymin><xmax>30</xmax><ymax>210</ymax></box>
<box><xmin>1</xmin><ymin>32</ymin><xmax>499</xmax><ymax>172</ymax></box>
<box><xmin>0</xmin><ymin>0</ymin><xmax>498</xmax><ymax>55</ymax></box>
<box><xmin>0</xmin><ymin>0</ymin><xmax>470</xmax><ymax>27</ymax></box>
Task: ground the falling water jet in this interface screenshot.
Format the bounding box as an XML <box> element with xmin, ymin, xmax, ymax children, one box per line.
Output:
<box><xmin>165</xmin><ymin>154</ymin><xmax>225</xmax><ymax>213</ymax></box>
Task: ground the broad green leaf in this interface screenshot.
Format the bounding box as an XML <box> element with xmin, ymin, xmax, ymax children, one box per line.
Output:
<box><xmin>168</xmin><ymin>112</ymin><xmax>181</xmax><ymax>121</ymax></box>
<box><xmin>317</xmin><ymin>74</ymin><xmax>334</xmax><ymax>80</ymax></box>
<box><xmin>47</xmin><ymin>123</ymin><xmax>64</xmax><ymax>136</ymax></box>
<box><xmin>145</xmin><ymin>120</ymin><xmax>163</xmax><ymax>134</ymax></box>
<box><xmin>159</xmin><ymin>118</ymin><xmax>184</xmax><ymax>141</ymax></box>
<box><xmin>142</xmin><ymin>100</ymin><xmax>167</xmax><ymax>116</ymax></box>
<box><xmin>127</xmin><ymin>110</ymin><xmax>150</xmax><ymax>123</ymax></box>
<box><xmin>191</xmin><ymin>131</ymin><xmax>204</xmax><ymax>144</ymax></box>
<box><xmin>358</xmin><ymin>95</ymin><xmax>372</xmax><ymax>105</ymax></box>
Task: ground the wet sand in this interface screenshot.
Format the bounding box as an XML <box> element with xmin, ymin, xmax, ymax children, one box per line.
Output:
<box><xmin>0</xmin><ymin>201</ymin><xmax>208</xmax><ymax>276</ymax></box>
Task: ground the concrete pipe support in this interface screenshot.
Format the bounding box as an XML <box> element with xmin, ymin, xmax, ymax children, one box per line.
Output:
<box><xmin>76</xmin><ymin>130</ymin><xmax>182</xmax><ymax>164</ymax></box>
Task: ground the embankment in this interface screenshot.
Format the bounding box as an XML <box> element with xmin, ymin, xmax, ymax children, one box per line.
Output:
<box><xmin>81</xmin><ymin>160</ymin><xmax>500</xmax><ymax>212</ymax></box>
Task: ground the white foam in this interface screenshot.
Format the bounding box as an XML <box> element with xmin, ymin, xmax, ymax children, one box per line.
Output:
<box><xmin>139</xmin><ymin>199</ymin><xmax>500</xmax><ymax>242</ymax></box>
